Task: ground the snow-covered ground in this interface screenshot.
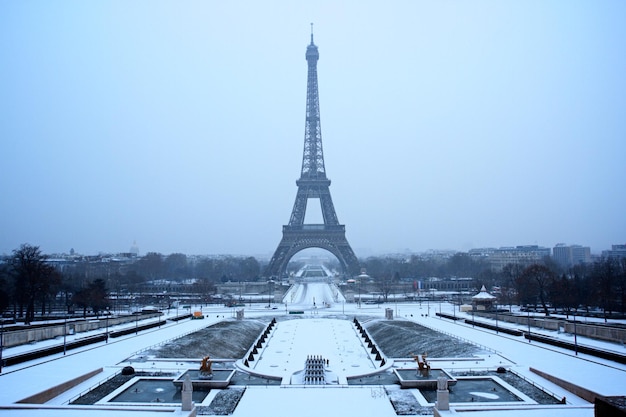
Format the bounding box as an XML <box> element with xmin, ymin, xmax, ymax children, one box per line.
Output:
<box><xmin>245</xmin><ymin>318</ymin><xmax>379</xmax><ymax>383</ymax></box>
<box><xmin>0</xmin><ymin>283</ymin><xmax>624</xmax><ymax>416</ymax></box>
<box><xmin>282</xmin><ymin>282</ymin><xmax>345</xmax><ymax>306</ymax></box>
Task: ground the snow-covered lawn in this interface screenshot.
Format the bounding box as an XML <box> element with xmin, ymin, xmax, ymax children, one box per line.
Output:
<box><xmin>0</xmin><ymin>283</ymin><xmax>623</xmax><ymax>416</ymax></box>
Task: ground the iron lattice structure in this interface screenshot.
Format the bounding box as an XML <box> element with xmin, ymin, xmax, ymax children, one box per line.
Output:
<box><xmin>265</xmin><ymin>33</ymin><xmax>360</xmax><ymax>279</ymax></box>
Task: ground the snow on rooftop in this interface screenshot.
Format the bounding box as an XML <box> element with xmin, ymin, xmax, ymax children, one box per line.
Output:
<box><xmin>472</xmin><ymin>285</ymin><xmax>497</xmax><ymax>300</ymax></box>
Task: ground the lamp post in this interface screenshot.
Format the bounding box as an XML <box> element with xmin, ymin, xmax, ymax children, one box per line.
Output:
<box><xmin>453</xmin><ymin>293</ymin><xmax>456</xmax><ymax>320</ymax></box>
<box><xmin>357</xmin><ymin>270</ymin><xmax>369</xmax><ymax>309</ymax></box>
<box><xmin>0</xmin><ymin>314</ymin><xmax>4</xmax><ymax>373</ymax></box>
<box><xmin>105</xmin><ymin>307</ymin><xmax>109</xmax><ymax>343</ymax></box>
<box><xmin>63</xmin><ymin>314</ymin><xmax>68</xmax><ymax>355</ymax></box>
<box><xmin>395</xmin><ymin>293</ymin><xmax>398</xmax><ymax>317</ymax></box>
<box><xmin>527</xmin><ymin>308</ymin><xmax>531</xmax><ymax>343</ymax></box>
<box><xmin>267</xmin><ymin>280</ymin><xmax>274</xmax><ymax>308</ymax></box>
<box><xmin>495</xmin><ymin>301</ymin><xmax>499</xmax><ymax>334</ymax></box>
<box><xmin>426</xmin><ymin>284</ymin><xmax>430</xmax><ymax>317</ymax></box>
<box><xmin>419</xmin><ymin>285</ymin><xmax>422</xmax><ymax>310</ymax></box>
<box><xmin>573</xmin><ymin>312</ymin><xmax>578</xmax><ymax>356</ymax></box>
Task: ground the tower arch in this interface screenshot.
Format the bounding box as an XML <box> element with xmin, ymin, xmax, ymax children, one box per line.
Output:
<box><xmin>265</xmin><ymin>32</ymin><xmax>359</xmax><ymax>279</ymax></box>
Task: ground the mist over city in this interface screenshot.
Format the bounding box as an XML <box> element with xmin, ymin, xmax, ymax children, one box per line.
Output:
<box><xmin>1</xmin><ymin>2</ymin><xmax>624</xmax><ymax>259</ymax></box>
<box><xmin>2</xmin><ymin>4</ymin><xmax>626</xmax><ymax>417</ymax></box>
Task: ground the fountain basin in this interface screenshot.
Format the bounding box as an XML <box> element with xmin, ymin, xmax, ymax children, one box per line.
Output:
<box><xmin>173</xmin><ymin>369</ymin><xmax>235</xmax><ymax>389</ymax></box>
<box><xmin>393</xmin><ymin>368</ymin><xmax>457</xmax><ymax>389</ymax></box>
<box><xmin>109</xmin><ymin>378</ymin><xmax>209</xmax><ymax>403</ymax></box>
<box><xmin>421</xmin><ymin>376</ymin><xmax>524</xmax><ymax>403</ymax></box>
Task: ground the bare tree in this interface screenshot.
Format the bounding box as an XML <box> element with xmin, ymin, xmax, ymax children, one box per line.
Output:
<box><xmin>136</xmin><ymin>252</ymin><xmax>164</xmax><ymax>280</ymax></box>
<box><xmin>517</xmin><ymin>264</ymin><xmax>555</xmax><ymax>316</ymax></box>
<box><xmin>0</xmin><ymin>262</ymin><xmax>11</xmax><ymax>316</ymax></box>
<box><xmin>499</xmin><ymin>263</ymin><xmax>525</xmax><ymax>311</ymax></box>
<box><xmin>615</xmin><ymin>258</ymin><xmax>626</xmax><ymax>314</ymax></box>
<box><xmin>593</xmin><ymin>257</ymin><xmax>622</xmax><ymax>320</ymax></box>
<box><xmin>165</xmin><ymin>253</ymin><xmax>189</xmax><ymax>280</ymax></box>
<box><xmin>72</xmin><ymin>278</ymin><xmax>109</xmax><ymax>318</ymax></box>
<box><xmin>10</xmin><ymin>244</ymin><xmax>58</xmax><ymax>324</ymax></box>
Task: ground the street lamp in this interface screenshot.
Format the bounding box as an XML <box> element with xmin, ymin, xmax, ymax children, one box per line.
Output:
<box><xmin>527</xmin><ymin>308</ymin><xmax>531</xmax><ymax>343</ymax></box>
<box><xmin>357</xmin><ymin>270</ymin><xmax>369</xmax><ymax>309</ymax></box>
<box><xmin>63</xmin><ymin>314</ymin><xmax>68</xmax><ymax>355</ymax></box>
<box><xmin>495</xmin><ymin>301</ymin><xmax>499</xmax><ymax>334</ymax></box>
<box><xmin>267</xmin><ymin>280</ymin><xmax>274</xmax><ymax>308</ymax></box>
<box><xmin>395</xmin><ymin>294</ymin><xmax>398</xmax><ymax>317</ymax></box>
<box><xmin>453</xmin><ymin>293</ymin><xmax>457</xmax><ymax>320</ymax></box>
<box><xmin>0</xmin><ymin>314</ymin><xmax>4</xmax><ymax>373</ymax></box>
<box><xmin>573</xmin><ymin>312</ymin><xmax>578</xmax><ymax>356</ymax></box>
<box><xmin>105</xmin><ymin>307</ymin><xmax>109</xmax><ymax>343</ymax></box>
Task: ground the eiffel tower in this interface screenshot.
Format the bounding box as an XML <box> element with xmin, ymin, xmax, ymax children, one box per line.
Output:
<box><xmin>265</xmin><ymin>30</ymin><xmax>359</xmax><ymax>279</ymax></box>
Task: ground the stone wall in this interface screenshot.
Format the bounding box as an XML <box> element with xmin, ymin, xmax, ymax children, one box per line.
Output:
<box><xmin>476</xmin><ymin>311</ymin><xmax>626</xmax><ymax>344</ymax></box>
<box><xmin>16</xmin><ymin>368</ymin><xmax>103</xmax><ymax>404</ymax></box>
<box><xmin>530</xmin><ymin>367</ymin><xmax>598</xmax><ymax>403</ymax></box>
<box><xmin>2</xmin><ymin>313</ymin><xmax>160</xmax><ymax>348</ymax></box>
<box><xmin>563</xmin><ymin>323</ymin><xmax>626</xmax><ymax>344</ymax></box>
<box><xmin>475</xmin><ymin>312</ymin><xmax>560</xmax><ymax>330</ymax></box>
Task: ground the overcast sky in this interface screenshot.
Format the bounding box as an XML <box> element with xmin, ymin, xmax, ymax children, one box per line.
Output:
<box><xmin>1</xmin><ymin>1</ymin><xmax>624</xmax><ymax>258</ymax></box>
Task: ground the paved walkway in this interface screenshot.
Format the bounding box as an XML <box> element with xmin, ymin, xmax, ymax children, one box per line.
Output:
<box><xmin>248</xmin><ymin>318</ymin><xmax>378</xmax><ymax>383</ymax></box>
<box><xmin>1</xmin><ymin>297</ymin><xmax>625</xmax><ymax>417</ymax></box>
<box><xmin>0</xmin><ymin>315</ymin><xmax>220</xmax><ymax>405</ymax></box>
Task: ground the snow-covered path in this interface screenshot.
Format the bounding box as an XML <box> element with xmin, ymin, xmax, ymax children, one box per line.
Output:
<box><xmin>233</xmin><ymin>386</ymin><xmax>396</xmax><ymax>417</ymax></box>
<box><xmin>282</xmin><ymin>282</ymin><xmax>345</xmax><ymax>307</ymax></box>
<box><xmin>408</xmin><ymin>309</ymin><xmax>626</xmax><ymax>399</ymax></box>
<box><xmin>248</xmin><ymin>318</ymin><xmax>378</xmax><ymax>382</ymax></box>
<box><xmin>0</xmin><ymin>301</ymin><xmax>624</xmax><ymax>416</ymax></box>
<box><xmin>0</xmin><ymin>313</ymin><xmax>221</xmax><ymax>405</ymax></box>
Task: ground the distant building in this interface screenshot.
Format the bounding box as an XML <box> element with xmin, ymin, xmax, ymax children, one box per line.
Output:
<box><xmin>553</xmin><ymin>243</ymin><xmax>591</xmax><ymax>268</ymax></box>
<box><xmin>471</xmin><ymin>245</ymin><xmax>551</xmax><ymax>272</ymax></box>
<box><xmin>468</xmin><ymin>248</ymin><xmax>497</xmax><ymax>259</ymax></box>
<box><xmin>602</xmin><ymin>244</ymin><xmax>626</xmax><ymax>259</ymax></box>
<box><xmin>416</xmin><ymin>277</ymin><xmax>475</xmax><ymax>293</ymax></box>
<box><xmin>129</xmin><ymin>241</ymin><xmax>140</xmax><ymax>256</ymax></box>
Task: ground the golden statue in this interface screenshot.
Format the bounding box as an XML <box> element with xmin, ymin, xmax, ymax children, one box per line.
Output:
<box><xmin>199</xmin><ymin>355</ymin><xmax>213</xmax><ymax>379</ymax></box>
<box><xmin>410</xmin><ymin>352</ymin><xmax>430</xmax><ymax>372</ymax></box>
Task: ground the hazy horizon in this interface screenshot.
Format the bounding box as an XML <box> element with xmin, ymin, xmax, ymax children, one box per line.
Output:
<box><xmin>2</xmin><ymin>2</ymin><xmax>624</xmax><ymax>258</ymax></box>
<box><xmin>1</xmin><ymin>238</ymin><xmax>618</xmax><ymax>261</ymax></box>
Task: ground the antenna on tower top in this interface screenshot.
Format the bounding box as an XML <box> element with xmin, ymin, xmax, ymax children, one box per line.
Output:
<box><xmin>310</xmin><ymin>22</ymin><xmax>314</xmax><ymax>44</ymax></box>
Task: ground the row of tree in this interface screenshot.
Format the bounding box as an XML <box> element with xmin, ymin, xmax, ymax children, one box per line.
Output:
<box><xmin>0</xmin><ymin>245</ymin><xmax>264</xmax><ymax>322</ymax></box>
<box><xmin>0</xmin><ymin>245</ymin><xmax>112</xmax><ymax>324</ymax></box>
<box><xmin>136</xmin><ymin>252</ymin><xmax>261</xmax><ymax>283</ymax></box>
<box><xmin>357</xmin><ymin>253</ymin><xmax>626</xmax><ymax>317</ymax></box>
<box><xmin>511</xmin><ymin>259</ymin><xmax>626</xmax><ymax>317</ymax></box>
<box><xmin>1</xmin><ymin>244</ymin><xmax>625</xmax><ymax>323</ymax></box>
